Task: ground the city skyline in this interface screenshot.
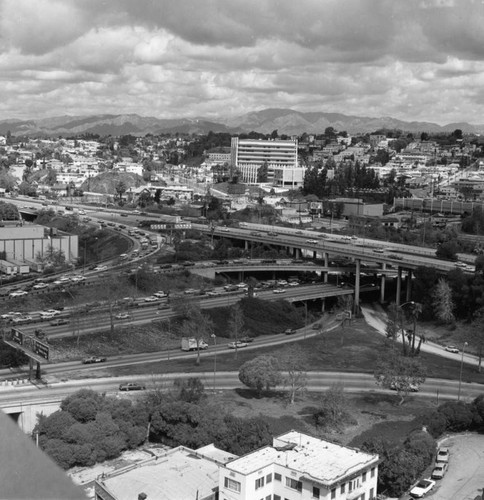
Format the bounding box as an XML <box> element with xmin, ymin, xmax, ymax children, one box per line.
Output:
<box><xmin>1</xmin><ymin>0</ymin><xmax>484</xmax><ymax>125</ymax></box>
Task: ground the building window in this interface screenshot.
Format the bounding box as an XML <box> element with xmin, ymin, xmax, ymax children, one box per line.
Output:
<box><xmin>266</xmin><ymin>473</ymin><xmax>273</xmax><ymax>483</ymax></box>
<box><xmin>361</xmin><ymin>494</ymin><xmax>365</xmax><ymax>500</ymax></box>
<box><xmin>371</xmin><ymin>467</ymin><xmax>375</xmax><ymax>478</ymax></box>
<box><xmin>224</xmin><ymin>477</ymin><xmax>241</xmax><ymax>493</ymax></box>
<box><xmin>331</xmin><ymin>488</ymin><xmax>336</xmax><ymax>499</ymax></box>
<box><xmin>313</xmin><ymin>486</ymin><xmax>320</xmax><ymax>498</ymax></box>
<box><xmin>341</xmin><ymin>483</ymin><xmax>345</xmax><ymax>493</ymax></box>
<box><xmin>370</xmin><ymin>488</ymin><xmax>374</xmax><ymax>499</ymax></box>
<box><xmin>275</xmin><ymin>473</ymin><xmax>282</xmax><ymax>482</ymax></box>
<box><xmin>285</xmin><ymin>478</ymin><xmax>302</xmax><ymax>492</ymax></box>
<box><xmin>363</xmin><ymin>472</ymin><xmax>367</xmax><ymax>482</ymax></box>
<box><xmin>255</xmin><ymin>477</ymin><xmax>265</xmax><ymax>490</ymax></box>
<box><xmin>274</xmin><ymin>497</ymin><xmax>281</xmax><ymax>500</ymax></box>
<box><xmin>266</xmin><ymin>496</ymin><xmax>271</xmax><ymax>500</ymax></box>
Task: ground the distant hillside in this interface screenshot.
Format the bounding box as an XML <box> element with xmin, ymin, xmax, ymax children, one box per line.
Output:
<box><xmin>80</xmin><ymin>171</ymin><xmax>146</xmax><ymax>195</ymax></box>
<box><xmin>0</xmin><ymin>109</ymin><xmax>483</xmax><ymax>137</ymax></box>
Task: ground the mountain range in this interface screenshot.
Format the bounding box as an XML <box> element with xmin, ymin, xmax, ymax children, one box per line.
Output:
<box><xmin>0</xmin><ymin>108</ymin><xmax>482</xmax><ymax>137</ymax></box>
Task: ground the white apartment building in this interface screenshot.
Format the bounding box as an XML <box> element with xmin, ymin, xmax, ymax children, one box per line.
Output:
<box><xmin>219</xmin><ymin>431</ymin><xmax>379</xmax><ymax>500</ymax></box>
<box><xmin>231</xmin><ymin>138</ymin><xmax>301</xmax><ymax>186</ymax></box>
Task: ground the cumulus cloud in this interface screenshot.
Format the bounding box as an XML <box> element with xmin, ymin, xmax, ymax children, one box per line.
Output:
<box><xmin>1</xmin><ymin>0</ymin><xmax>484</xmax><ymax>123</ymax></box>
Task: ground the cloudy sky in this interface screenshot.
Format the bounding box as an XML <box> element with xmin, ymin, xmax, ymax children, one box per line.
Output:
<box><xmin>1</xmin><ymin>0</ymin><xmax>484</xmax><ymax>125</ymax></box>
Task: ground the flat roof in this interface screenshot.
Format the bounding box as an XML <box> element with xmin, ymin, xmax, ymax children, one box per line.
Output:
<box><xmin>98</xmin><ymin>447</ymin><xmax>220</xmax><ymax>500</ymax></box>
<box><xmin>225</xmin><ymin>431</ymin><xmax>378</xmax><ymax>486</ymax></box>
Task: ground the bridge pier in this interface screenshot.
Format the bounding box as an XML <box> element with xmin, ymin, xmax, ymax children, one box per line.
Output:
<box><xmin>406</xmin><ymin>269</ymin><xmax>412</xmax><ymax>302</ymax></box>
<box><xmin>354</xmin><ymin>259</ymin><xmax>361</xmax><ymax>315</ymax></box>
<box><xmin>380</xmin><ymin>263</ymin><xmax>386</xmax><ymax>304</ymax></box>
<box><xmin>245</xmin><ymin>240</ymin><xmax>249</xmax><ymax>251</ymax></box>
<box><xmin>321</xmin><ymin>298</ymin><xmax>325</xmax><ymax>312</ymax></box>
<box><xmin>396</xmin><ymin>267</ymin><xmax>402</xmax><ymax>306</ymax></box>
<box><xmin>323</xmin><ymin>252</ymin><xmax>329</xmax><ymax>283</ymax></box>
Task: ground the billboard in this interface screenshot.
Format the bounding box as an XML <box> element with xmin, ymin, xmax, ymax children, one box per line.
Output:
<box><xmin>3</xmin><ymin>328</ymin><xmax>49</xmax><ymax>363</ymax></box>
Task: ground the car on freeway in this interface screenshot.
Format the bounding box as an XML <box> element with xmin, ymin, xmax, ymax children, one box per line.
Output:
<box><xmin>436</xmin><ymin>447</ymin><xmax>450</xmax><ymax>463</ymax></box>
<box><xmin>206</xmin><ymin>291</ymin><xmax>221</xmax><ymax>297</ymax></box>
<box><xmin>78</xmin><ymin>210</ymin><xmax>86</xmax><ymax>215</ymax></box>
<box><xmin>119</xmin><ymin>382</ymin><xmax>146</xmax><ymax>391</ymax></box>
<box><xmin>273</xmin><ymin>288</ymin><xmax>286</xmax><ymax>294</ymax></box>
<box><xmin>144</xmin><ymin>296</ymin><xmax>158</xmax><ymax>302</ymax></box>
<box><xmin>455</xmin><ymin>261</ymin><xmax>467</xmax><ymax>268</ymax></box>
<box><xmin>227</xmin><ymin>341</ymin><xmax>249</xmax><ymax>349</ymax></box>
<box><xmin>284</xmin><ymin>328</ymin><xmax>297</xmax><ymax>335</ymax></box>
<box><xmin>184</xmin><ymin>288</ymin><xmax>198</xmax><ymax>295</ymax></box>
<box><xmin>239</xmin><ymin>336</ymin><xmax>254</xmax><ymax>343</ymax></box>
<box><xmin>32</xmin><ymin>282</ymin><xmax>49</xmax><ymax>290</ymax></box>
<box><xmin>153</xmin><ymin>291</ymin><xmax>167</xmax><ymax>298</ymax></box>
<box><xmin>250</xmin><ymin>231</ymin><xmax>261</xmax><ymax>236</ymax></box>
<box><xmin>157</xmin><ymin>304</ymin><xmax>171</xmax><ymax>311</ymax></box>
<box><xmin>94</xmin><ymin>265</ymin><xmax>108</xmax><ymax>272</ymax></box>
<box><xmin>431</xmin><ymin>462</ymin><xmax>448</xmax><ymax>480</ymax></box>
<box><xmin>115</xmin><ymin>313</ymin><xmax>131</xmax><ymax>320</ymax></box>
<box><xmin>306</xmin><ymin>239</ymin><xmax>318</xmax><ymax>244</ymax></box>
<box><xmin>11</xmin><ymin>315</ymin><xmax>33</xmax><ymax>324</ymax></box>
<box><xmin>9</xmin><ymin>290</ymin><xmax>28</xmax><ymax>298</ymax></box>
<box><xmin>82</xmin><ymin>356</ymin><xmax>107</xmax><ymax>364</ymax></box>
<box><xmin>445</xmin><ymin>345</ymin><xmax>459</xmax><ymax>353</ymax></box>
<box><xmin>409</xmin><ymin>478</ymin><xmax>435</xmax><ymax>498</ymax></box>
<box><xmin>49</xmin><ymin>318</ymin><xmax>70</xmax><ymax>326</ymax></box>
<box><xmin>0</xmin><ymin>312</ymin><xmax>22</xmax><ymax>321</ymax></box>
<box><xmin>220</xmin><ymin>226</ymin><xmax>230</xmax><ymax>232</ymax></box>
<box><xmin>287</xmin><ymin>281</ymin><xmax>299</xmax><ymax>287</ymax></box>
<box><xmin>120</xmin><ymin>213</ymin><xmax>128</xmax><ymax>217</ymax></box>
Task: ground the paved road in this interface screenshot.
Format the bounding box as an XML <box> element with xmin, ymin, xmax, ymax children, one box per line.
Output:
<box><xmin>424</xmin><ymin>434</ymin><xmax>484</xmax><ymax>500</ymax></box>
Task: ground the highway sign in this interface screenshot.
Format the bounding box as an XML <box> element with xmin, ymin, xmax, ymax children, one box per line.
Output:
<box><xmin>33</xmin><ymin>339</ymin><xmax>49</xmax><ymax>361</ymax></box>
<box><xmin>174</xmin><ymin>223</ymin><xmax>192</xmax><ymax>229</ymax></box>
<box><xmin>151</xmin><ymin>224</ymin><xmax>167</xmax><ymax>230</ymax></box>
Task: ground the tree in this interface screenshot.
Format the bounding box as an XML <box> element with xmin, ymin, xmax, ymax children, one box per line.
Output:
<box><xmin>313</xmin><ymin>384</ymin><xmax>355</xmax><ymax>431</ymax></box>
<box><xmin>115</xmin><ymin>180</ymin><xmax>127</xmax><ymax>201</ymax></box>
<box><xmin>238</xmin><ymin>355</ymin><xmax>282</xmax><ymax>397</ymax></box>
<box><xmin>278</xmin><ymin>345</ymin><xmax>308</xmax><ymax>404</ymax></box>
<box><xmin>469</xmin><ymin>307</ymin><xmax>484</xmax><ymax>373</ymax></box>
<box><xmin>228</xmin><ymin>303</ymin><xmax>248</xmax><ymax>359</ymax></box>
<box><xmin>177</xmin><ymin>304</ymin><xmax>214</xmax><ymax>366</ymax></box>
<box><xmin>436</xmin><ymin>240</ymin><xmax>459</xmax><ymax>261</ymax></box>
<box><xmin>374</xmin><ymin>350</ymin><xmax>426</xmax><ymax>405</ymax></box>
<box><xmin>432</xmin><ymin>278</ymin><xmax>455</xmax><ymax>324</ymax></box>
<box><xmin>257</xmin><ymin>161</ymin><xmax>268</xmax><ymax>183</ymax></box>
<box><xmin>174</xmin><ymin>377</ymin><xmax>206</xmax><ymax>404</ymax></box>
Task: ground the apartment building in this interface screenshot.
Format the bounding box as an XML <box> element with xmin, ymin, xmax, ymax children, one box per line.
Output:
<box><xmin>231</xmin><ymin>137</ymin><xmax>302</xmax><ymax>186</ymax></box>
<box><xmin>219</xmin><ymin>431</ymin><xmax>379</xmax><ymax>500</ymax></box>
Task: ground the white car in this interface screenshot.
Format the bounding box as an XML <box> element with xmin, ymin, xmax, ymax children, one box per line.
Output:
<box><xmin>144</xmin><ymin>296</ymin><xmax>158</xmax><ymax>302</ymax></box>
<box><xmin>33</xmin><ymin>282</ymin><xmax>49</xmax><ymax>290</ymax></box>
<box><xmin>431</xmin><ymin>462</ymin><xmax>448</xmax><ymax>480</ymax></box>
<box><xmin>220</xmin><ymin>227</ymin><xmax>230</xmax><ymax>232</ymax></box>
<box><xmin>115</xmin><ymin>313</ymin><xmax>131</xmax><ymax>320</ymax></box>
<box><xmin>9</xmin><ymin>290</ymin><xmax>28</xmax><ymax>298</ymax></box>
<box><xmin>153</xmin><ymin>291</ymin><xmax>167</xmax><ymax>298</ymax></box>
<box><xmin>445</xmin><ymin>345</ymin><xmax>459</xmax><ymax>353</ymax></box>
<box><xmin>436</xmin><ymin>447</ymin><xmax>450</xmax><ymax>463</ymax></box>
<box><xmin>306</xmin><ymin>239</ymin><xmax>318</xmax><ymax>244</ymax></box>
<box><xmin>409</xmin><ymin>478</ymin><xmax>435</xmax><ymax>498</ymax></box>
<box><xmin>94</xmin><ymin>265</ymin><xmax>108</xmax><ymax>272</ymax></box>
<box><xmin>273</xmin><ymin>289</ymin><xmax>286</xmax><ymax>294</ymax></box>
<box><xmin>227</xmin><ymin>341</ymin><xmax>249</xmax><ymax>349</ymax></box>
<box><xmin>11</xmin><ymin>315</ymin><xmax>33</xmax><ymax>324</ymax></box>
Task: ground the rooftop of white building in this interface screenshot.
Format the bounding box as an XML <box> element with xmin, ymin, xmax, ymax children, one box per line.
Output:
<box><xmin>98</xmin><ymin>446</ymin><xmax>233</xmax><ymax>500</ymax></box>
<box><xmin>225</xmin><ymin>431</ymin><xmax>378</xmax><ymax>487</ymax></box>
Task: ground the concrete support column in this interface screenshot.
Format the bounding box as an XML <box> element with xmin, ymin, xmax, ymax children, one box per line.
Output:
<box><xmin>245</xmin><ymin>240</ymin><xmax>249</xmax><ymax>251</ymax></box>
<box><xmin>321</xmin><ymin>298</ymin><xmax>325</xmax><ymax>312</ymax></box>
<box><xmin>323</xmin><ymin>252</ymin><xmax>329</xmax><ymax>284</ymax></box>
<box><xmin>313</xmin><ymin>251</ymin><xmax>317</xmax><ymax>259</ymax></box>
<box><xmin>354</xmin><ymin>259</ymin><xmax>361</xmax><ymax>315</ymax></box>
<box><xmin>406</xmin><ymin>269</ymin><xmax>412</xmax><ymax>303</ymax></box>
<box><xmin>238</xmin><ymin>271</ymin><xmax>243</xmax><ymax>282</ymax></box>
<box><xmin>380</xmin><ymin>263</ymin><xmax>386</xmax><ymax>304</ymax></box>
<box><xmin>396</xmin><ymin>267</ymin><xmax>402</xmax><ymax>306</ymax></box>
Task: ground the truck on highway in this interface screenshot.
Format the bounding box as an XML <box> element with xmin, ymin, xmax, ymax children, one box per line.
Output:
<box><xmin>181</xmin><ymin>337</ymin><xmax>209</xmax><ymax>351</ymax></box>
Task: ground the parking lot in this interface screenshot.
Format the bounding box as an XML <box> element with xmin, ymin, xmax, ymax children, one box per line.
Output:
<box><xmin>419</xmin><ymin>434</ymin><xmax>484</xmax><ymax>500</ymax></box>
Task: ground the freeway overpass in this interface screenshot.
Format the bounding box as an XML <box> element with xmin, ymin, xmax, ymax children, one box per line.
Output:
<box><xmin>193</xmin><ymin>222</ymin><xmax>473</xmax><ymax>311</ymax></box>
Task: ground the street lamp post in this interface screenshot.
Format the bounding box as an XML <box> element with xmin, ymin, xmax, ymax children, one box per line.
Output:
<box><xmin>458</xmin><ymin>341</ymin><xmax>468</xmax><ymax>401</ymax></box>
<box><xmin>211</xmin><ymin>333</ymin><xmax>217</xmax><ymax>393</ymax></box>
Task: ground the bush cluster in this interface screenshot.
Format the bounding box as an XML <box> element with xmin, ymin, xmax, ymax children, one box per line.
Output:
<box><xmin>34</xmin><ymin>380</ymin><xmax>273</xmax><ymax>470</ymax></box>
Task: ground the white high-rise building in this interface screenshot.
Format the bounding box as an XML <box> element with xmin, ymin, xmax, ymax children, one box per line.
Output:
<box><xmin>231</xmin><ymin>137</ymin><xmax>303</xmax><ymax>187</ymax></box>
<box><xmin>219</xmin><ymin>431</ymin><xmax>379</xmax><ymax>500</ymax></box>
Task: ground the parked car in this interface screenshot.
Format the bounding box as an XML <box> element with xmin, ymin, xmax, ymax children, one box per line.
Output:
<box><xmin>431</xmin><ymin>462</ymin><xmax>448</xmax><ymax>479</ymax></box>
<box><xmin>409</xmin><ymin>478</ymin><xmax>435</xmax><ymax>498</ymax></box>
<box><xmin>445</xmin><ymin>345</ymin><xmax>459</xmax><ymax>353</ymax></box>
<box><xmin>227</xmin><ymin>341</ymin><xmax>249</xmax><ymax>349</ymax></box>
<box><xmin>82</xmin><ymin>356</ymin><xmax>107</xmax><ymax>364</ymax></box>
<box><xmin>436</xmin><ymin>447</ymin><xmax>450</xmax><ymax>463</ymax></box>
<box><xmin>119</xmin><ymin>382</ymin><xmax>146</xmax><ymax>391</ymax></box>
